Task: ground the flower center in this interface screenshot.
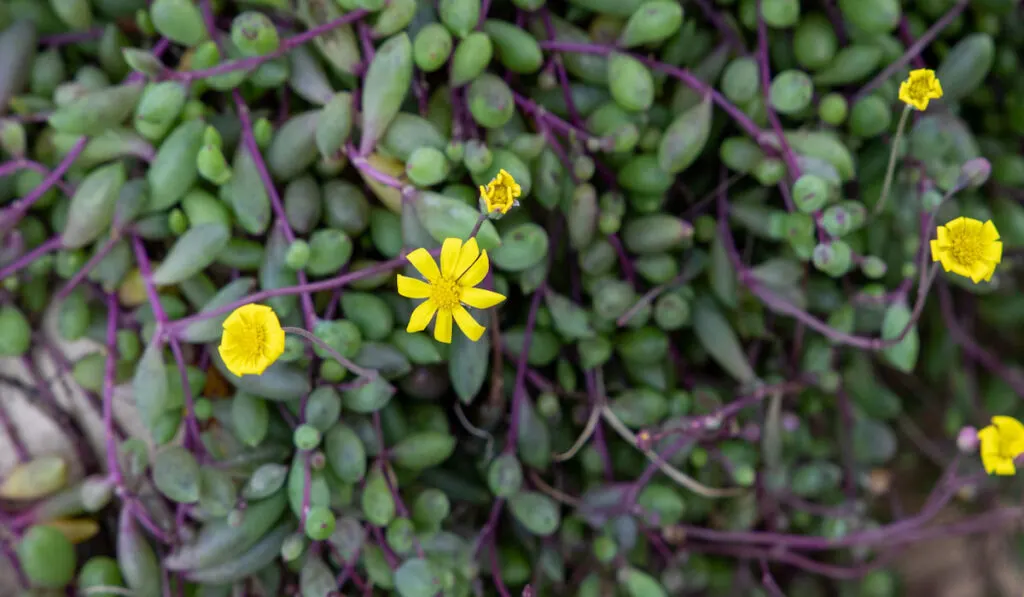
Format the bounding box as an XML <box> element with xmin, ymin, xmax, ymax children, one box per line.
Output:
<box><xmin>951</xmin><ymin>229</ymin><xmax>984</xmax><ymax>267</ymax></box>
<box><xmin>488</xmin><ymin>185</ymin><xmax>512</xmax><ymax>207</ymax></box>
<box><xmin>431</xmin><ymin>276</ymin><xmax>462</xmax><ymax>311</ymax></box>
<box><xmin>242</xmin><ymin>318</ymin><xmax>267</xmax><ymax>358</ymax></box>
<box><xmin>906</xmin><ymin>77</ymin><xmax>930</xmax><ymax>101</ymax></box>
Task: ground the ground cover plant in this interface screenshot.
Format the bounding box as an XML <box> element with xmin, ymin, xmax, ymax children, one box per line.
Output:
<box><xmin>1</xmin><ymin>0</ymin><xmax>1023</xmax><ymax>595</ymax></box>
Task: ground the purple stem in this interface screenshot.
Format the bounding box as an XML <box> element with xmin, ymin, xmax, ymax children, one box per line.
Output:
<box><xmin>539</xmin><ymin>41</ymin><xmax>764</xmax><ymax>140</ymax></box>
<box><xmin>755</xmin><ymin>2</ymin><xmax>800</xmax><ymax>210</ymax></box>
<box><xmin>0</xmin><ymin>159</ymin><xmax>74</xmax><ymax>194</ymax></box>
<box><xmin>0</xmin><ymin>540</ymin><xmax>28</xmax><ymax>588</ymax></box>
<box><xmin>0</xmin><ymin>236</ymin><xmax>62</xmax><ymax>281</ymax></box>
<box><xmin>0</xmin><ymin>137</ymin><xmax>87</xmax><ymax>230</ymax></box>
<box><xmin>0</xmin><ymin>399</ymin><xmax>29</xmax><ymax>462</ymax></box>
<box><xmin>348</xmin><ymin>146</ymin><xmax>404</xmax><ymax>188</ymax></box>
<box><xmin>103</xmin><ymin>293</ymin><xmax>125</xmax><ymax>487</ymax></box>
<box><xmin>232</xmin><ymin>91</ymin><xmax>317</xmax><ymax>329</ymax></box>
<box><xmin>504</xmin><ymin>287</ymin><xmax>545</xmax><ymax>451</ymax></box>
<box><xmin>690</xmin><ymin>0</ymin><xmax>747</xmax><ymax>52</ymax></box>
<box><xmin>41</xmin><ymin>28</ymin><xmax>103</xmax><ymax>46</ymax></box>
<box><xmin>512</xmin><ymin>92</ymin><xmax>605</xmax><ymax>148</ymax></box>
<box><xmin>53</xmin><ymin>235</ymin><xmax>120</xmax><ymax>302</ymax></box>
<box><xmin>540</xmin><ymin>9</ymin><xmax>583</xmax><ymax>126</ymax></box>
<box><xmin>716</xmin><ymin>177</ymin><xmax>936</xmax><ymax>350</ymax></box>
<box><xmin>127</xmin><ymin>499</ymin><xmax>175</xmax><ymax>545</ymax></box>
<box><xmin>131</xmin><ymin>235</ymin><xmax>205</xmax><ymax>454</ymax></box>
<box><xmin>174</xmin><ymin>10</ymin><xmax>370</xmax><ymax>82</ymax></box>
<box><xmin>937</xmin><ymin>283</ymin><xmax>1024</xmax><ymax>397</ymax></box>
<box><xmin>853</xmin><ymin>0</ymin><xmax>969</xmax><ymax>103</ymax></box>
<box><xmin>357</xmin><ymin>22</ymin><xmax>375</xmax><ymax>59</ymax></box>
<box><xmin>490</xmin><ymin>540</ymin><xmax>513</xmax><ymax>597</ymax></box>
<box><xmin>167</xmin><ymin>247</ymin><xmax>442</xmax><ymax>334</ymax></box>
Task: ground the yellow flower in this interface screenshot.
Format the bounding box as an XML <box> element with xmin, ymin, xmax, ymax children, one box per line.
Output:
<box><xmin>479</xmin><ymin>169</ymin><xmax>521</xmax><ymax>215</ymax></box>
<box><xmin>930</xmin><ymin>217</ymin><xmax>1002</xmax><ymax>283</ymax></box>
<box><xmin>977</xmin><ymin>416</ymin><xmax>1024</xmax><ymax>475</ymax></box>
<box><xmin>898</xmin><ymin>69</ymin><xmax>943</xmax><ymax>111</ymax></box>
<box><xmin>218</xmin><ymin>304</ymin><xmax>286</xmax><ymax>377</ymax></box>
<box><xmin>397</xmin><ymin>237</ymin><xmax>506</xmax><ymax>343</ymax></box>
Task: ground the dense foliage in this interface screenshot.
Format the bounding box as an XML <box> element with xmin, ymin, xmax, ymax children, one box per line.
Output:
<box><xmin>0</xmin><ymin>0</ymin><xmax>1021</xmax><ymax>596</ymax></box>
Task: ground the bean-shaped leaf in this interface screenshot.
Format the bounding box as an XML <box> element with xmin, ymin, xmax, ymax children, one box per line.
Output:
<box><xmin>658</xmin><ymin>93</ymin><xmax>711</xmax><ymax>174</ymax></box>
<box><xmin>183</xmin><ymin>521</ymin><xmax>295</xmax><ymax>584</ymax></box>
<box><xmin>450</xmin><ymin>327</ymin><xmax>489</xmax><ymax>404</ymax></box>
<box><xmin>151</xmin><ymin>223</ymin><xmax>231</xmax><ymax>285</ymax></box>
<box><xmin>132</xmin><ymin>340</ymin><xmax>169</xmax><ymax>426</ymax></box>
<box><xmin>490</xmin><ymin>223</ymin><xmax>548</xmax><ymax>272</ymax></box>
<box><xmin>359</xmin><ymin>33</ymin><xmax>412</xmax><ymax>155</ymax></box>
<box><xmin>414</xmin><ymin>191</ymin><xmax>501</xmax><ymax>250</ymax></box>
<box><xmin>545</xmin><ymin>291</ymin><xmax>595</xmax><ymax>341</ymax></box>
<box><xmin>0</xmin><ymin>456</ymin><xmax>67</xmax><ymax>500</ymax></box>
<box><xmin>391</xmin><ymin>432</ymin><xmax>456</xmax><ymax>470</ymax></box>
<box><xmin>508</xmin><ymin>490</ymin><xmax>561</xmax><ymax>536</ymax></box>
<box><xmin>117</xmin><ymin>508</ymin><xmax>161</xmax><ymax>597</ymax></box>
<box><xmin>152</xmin><ymin>446</ymin><xmax>200</xmax><ymax>504</ymax></box>
<box><xmin>395</xmin><ymin>558</ymin><xmax>441</xmax><ymax>597</ymax></box>
<box><xmin>62</xmin><ymin>162</ymin><xmax>126</xmax><ymax>249</ymax></box>
<box><xmin>881</xmin><ymin>301</ymin><xmax>919</xmax><ymax>373</ymax></box>
<box><xmin>692</xmin><ymin>298</ymin><xmax>757</xmax><ymax>384</ymax></box>
<box><xmin>164</xmin><ymin>490</ymin><xmax>287</xmax><ymax>571</ymax></box>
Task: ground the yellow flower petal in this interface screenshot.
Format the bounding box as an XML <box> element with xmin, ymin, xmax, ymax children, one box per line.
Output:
<box><xmin>935</xmin><ymin>225</ymin><xmax>950</xmax><ymax>246</ymax></box>
<box><xmin>406</xmin><ymin>248</ymin><xmax>440</xmax><ymax>282</ymax></box>
<box><xmin>930</xmin><ymin>240</ymin><xmax>942</xmax><ymax>263</ymax></box>
<box><xmin>406</xmin><ymin>300</ymin><xmax>438</xmax><ymax>333</ymax></box>
<box><xmin>461</xmin><ymin>287</ymin><xmax>506</xmax><ymax>309</ymax></box>
<box><xmin>985</xmin><ymin>240</ymin><xmax>1003</xmax><ymax>263</ymax></box>
<box><xmin>452</xmin><ymin>306</ymin><xmax>486</xmax><ymax>341</ymax></box>
<box><xmin>434</xmin><ymin>308</ymin><xmax>453</xmax><ymax>343</ymax></box>
<box><xmin>460</xmin><ymin>250</ymin><xmax>490</xmax><ymax>287</ymax></box>
<box><xmin>218</xmin><ymin>303</ymin><xmax>285</xmax><ymax>377</ymax></box>
<box><xmin>397</xmin><ymin>275</ymin><xmax>432</xmax><ymax>299</ymax></box>
<box><xmin>978</xmin><ymin>424</ymin><xmax>999</xmax><ymax>445</ymax></box>
<box><xmin>995</xmin><ymin>458</ymin><xmax>1016</xmax><ymax>476</ymax></box>
<box><xmin>945</xmin><ymin>217</ymin><xmax>966</xmax><ymax>234</ymax></box>
<box><xmin>454</xmin><ymin>238</ymin><xmax>480</xmax><ymax>280</ymax></box>
<box><xmin>982</xmin><ymin>220</ymin><xmax>999</xmax><ymax>242</ymax></box>
<box><xmin>993</xmin><ymin>416</ymin><xmax>1024</xmax><ymax>443</ymax></box>
<box><xmin>970</xmin><ymin>260</ymin><xmax>990</xmax><ymax>284</ymax></box>
<box><xmin>440</xmin><ymin>237</ymin><xmax>463</xmax><ymax>279</ymax></box>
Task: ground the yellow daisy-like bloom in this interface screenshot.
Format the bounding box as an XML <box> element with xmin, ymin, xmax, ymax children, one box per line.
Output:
<box><xmin>479</xmin><ymin>169</ymin><xmax>521</xmax><ymax>215</ymax></box>
<box><xmin>397</xmin><ymin>237</ymin><xmax>507</xmax><ymax>343</ymax></box>
<box><xmin>930</xmin><ymin>217</ymin><xmax>1002</xmax><ymax>284</ymax></box>
<box><xmin>898</xmin><ymin>69</ymin><xmax>943</xmax><ymax>111</ymax></box>
<box><xmin>977</xmin><ymin>416</ymin><xmax>1024</xmax><ymax>476</ymax></box>
<box><xmin>218</xmin><ymin>304</ymin><xmax>286</xmax><ymax>377</ymax></box>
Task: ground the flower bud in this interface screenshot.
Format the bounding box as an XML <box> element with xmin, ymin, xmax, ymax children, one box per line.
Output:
<box><xmin>959</xmin><ymin>157</ymin><xmax>991</xmax><ymax>188</ymax></box>
<box><xmin>957</xmin><ymin>426</ymin><xmax>979</xmax><ymax>453</ymax></box>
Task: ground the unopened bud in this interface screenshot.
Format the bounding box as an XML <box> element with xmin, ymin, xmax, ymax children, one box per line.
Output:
<box><xmin>956</xmin><ymin>426</ymin><xmax>979</xmax><ymax>453</ymax></box>
<box><xmin>959</xmin><ymin>157</ymin><xmax>991</xmax><ymax>188</ymax></box>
